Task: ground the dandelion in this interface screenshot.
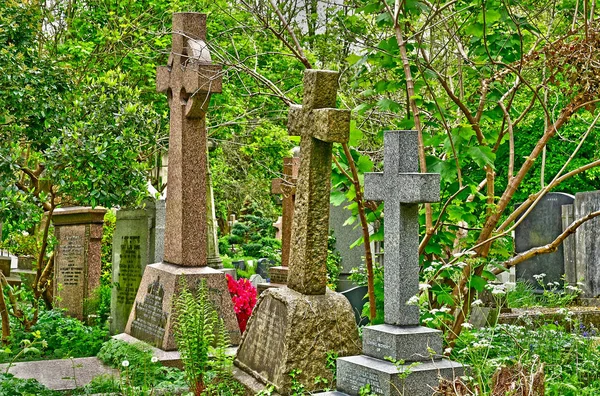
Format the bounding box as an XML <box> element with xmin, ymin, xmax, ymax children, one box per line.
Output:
<box><xmin>121</xmin><ymin>360</ymin><xmax>129</xmax><ymax>368</ymax></box>
<box><xmin>472</xmin><ymin>299</ymin><xmax>483</xmax><ymax>307</ymax></box>
<box><xmin>419</xmin><ymin>283</ymin><xmax>431</xmax><ymax>291</ymax></box>
<box><xmin>461</xmin><ymin>323</ymin><xmax>473</xmax><ymax>329</ymax></box>
<box><xmin>151</xmin><ymin>356</ymin><xmax>159</xmax><ymax>363</ymax></box>
<box><xmin>406</xmin><ymin>295</ymin><xmax>420</xmax><ymax>306</ymax></box>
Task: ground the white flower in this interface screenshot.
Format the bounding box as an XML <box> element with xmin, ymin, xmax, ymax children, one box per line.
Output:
<box><xmin>566</xmin><ymin>285</ymin><xmax>579</xmax><ymax>291</ymax></box>
<box><xmin>429</xmin><ymin>309</ymin><xmax>440</xmax><ymax>314</ymax></box>
<box><xmin>472</xmin><ymin>299</ymin><xmax>483</xmax><ymax>307</ymax></box>
<box><xmin>461</xmin><ymin>323</ymin><xmax>473</xmax><ymax>329</ymax></box>
<box><xmin>533</xmin><ymin>273</ymin><xmax>546</xmax><ymax>280</ymax></box>
<box><xmin>456</xmin><ymin>261</ymin><xmax>467</xmax><ymax>269</ymax></box>
<box><xmin>444</xmin><ymin>347</ymin><xmax>452</xmax><ymax>355</ymax></box>
<box><xmin>491</xmin><ymin>288</ymin><xmax>505</xmax><ymax>295</ymax></box>
<box><xmin>151</xmin><ymin>356</ymin><xmax>159</xmax><ymax>363</ymax></box>
<box><xmin>440</xmin><ymin>306</ymin><xmax>452</xmax><ymax>313</ymax></box>
<box><xmin>419</xmin><ymin>283</ymin><xmax>431</xmax><ymax>291</ymax></box>
<box><xmin>121</xmin><ymin>360</ymin><xmax>129</xmax><ymax>368</ymax></box>
<box><xmin>422</xmin><ymin>317</ymin><xmax>434</xmax><ymax>323</ymax></box>
<box><xmin>406</xmin><ymin>296</ymin><xmax>420</xmax><ymax>306</ymax></box>
<box><xmin>21</xmin><ymin>231</ymin><xmax>29</xmax><ymax>236</ymax></box>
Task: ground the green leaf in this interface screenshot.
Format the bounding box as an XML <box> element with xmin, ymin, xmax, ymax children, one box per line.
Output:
<box><xmin>330</xmin><ymin>190</ymin><xmax>346</xmax><ymax>206</ymax></box>
<box><xmin>469</xmin><ymin>275</ymin><xmax>487</xmax><ymax>292</ymax></box>
<box><xmin>467</xmin><ymin>146</ymin><xmax>495</xmax><ymax>168</ymax></box>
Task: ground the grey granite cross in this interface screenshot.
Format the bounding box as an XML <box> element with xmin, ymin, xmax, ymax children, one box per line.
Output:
<box><xmin>364</xmin><ymin>131</ymin><xmax>440</xmax><ymax>326</ymax></box>
<box><xmin>286</xmin><ymin>70</ymin><xmax>350</xmax><ymax>295</ymax></box>
<box><xmin>155</xmin><ymin>13</ymin><xmax>221</xmax><ymax>267</ymax></box>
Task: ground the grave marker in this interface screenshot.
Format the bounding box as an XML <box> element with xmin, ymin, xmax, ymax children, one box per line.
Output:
<box><xmin>52</xmin><ymin>207</ymin><xmax>107</xmax><ymax>321</ymax></box>
<box><xmin>124</xmin><ymin>13</ymin><xmax>240</xmax><ymax>350</ymax></box>
<box><xmin>235</xmin><ymin>70</ymin><xmax>360</xmax><ymax>393</ymax></box>
<box><xmin>333</xmin><ymin>131</ymin><xmax>463</xmax><ymax>396</ymax></box>
<box><xmin>572</xmin><ymin>191</ymin><xmax>600</xmax><ymax>297</ymax></box>
<box><xmin>514</xmin><ymin>192</ymin><xmax>575</xmax><ymax>291</ymax></box>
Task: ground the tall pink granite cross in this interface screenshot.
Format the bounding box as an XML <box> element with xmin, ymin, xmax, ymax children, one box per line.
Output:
<box><xmin>287</xmin><ymin>70</ymin><xmax>351</xmax><ymax>295</ymax></box>
<box><xmin>155</xmin><ymin>13</ymin><xmax>222</xmax><ymax>267</ymax></box>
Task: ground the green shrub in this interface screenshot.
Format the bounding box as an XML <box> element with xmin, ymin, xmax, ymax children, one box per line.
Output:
<box><xmin>4</xmin><ymin>310</ymin><xmax>108</xmax><ymax>362</ymax></box>
<box><xmin>0</xmin><ymin>373</ymin><xmax>57</xmax><ymax>396</ymax></box>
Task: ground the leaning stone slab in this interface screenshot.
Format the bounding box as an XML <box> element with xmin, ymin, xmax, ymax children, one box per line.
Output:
<box><xmin>336</xmin><ymin>355</ymin><xmax>463</xmax><ymax>396</ymax></box>
<box><xmin>0</xmin><ymin>357</ymin><xmax>117</xmax><ymax>391</ymax></box>
<box><xmin>235</xmin><ymin>287</ymin><xmax>360</xmax><ymax>394</ymax></box>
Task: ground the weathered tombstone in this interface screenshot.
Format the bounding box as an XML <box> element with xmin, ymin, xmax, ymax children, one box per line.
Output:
<box><xmin>52</xmin><ymin>207</ymin><xmax>107</xmax><ymax>321</ymax></box>
<box><xmin>341</xmin><ymin>286</ymin><xmax>369</xmax><ymax>327</ymax></box>
<box><xmin>249</xmin><ymin>274</ymin><xmax>266</xmax><ymax>289</ymax></box>
<box><xmin>235</xmin><ymin>70</ymin><xmax>360</xmax><ymax>393</ymax></box>
<box><xmin>256</xmin><ymin>258</ymin><xmax>270</xmax><ymax>279</ymax></box>
<box><xmin>123</xmin><ymin>13</ymin><xmax>240</xmax><ymax>350</ymax></box>
<box><xmin>329</xmin><ymin>201</ymin><xmax>367</xmax><ymax>291</ymax></box>
<box><xmin>111</xmin><ymin>201</ymin><xmax>163</xmax><ymax>334</ymax></box>
<box><xmin>233</xmin><ymin>260</ymin><xmax>245</xmax><ymax>271</ymax></box>
<box><xmin>514</xmin><ymin>192</ymin><xmax>575</xmax><ymax>291</ymax></box>
<box><xmin>333</xmin><ymin>131</ymin><xmax>463</xmax><ymax>396</ymax></box>
<box><xmin>572</xmin><ymin>191</ymin><xmax>600</xmax><ymax>297</ymax></box>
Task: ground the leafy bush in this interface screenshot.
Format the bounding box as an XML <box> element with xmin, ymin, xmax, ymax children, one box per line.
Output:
<box><xmin>4</xmin><ymin>309</ymin><xmax>109</xmax><ymax>362</ymax></box>
<box><xmin>242</xmin><ymin>242</ymin><xmax>263</xmax><ymax>258</ymax></box>
<box><xmin>226</xmin><ymin>275</ymin><xmax>257</xmax><ymax>333</ymax></box>
<box><xmin>0</xmin><ymin>373</ymin><xmax>57</xmax><ymax>396</ymax></box>
<box><xmin>97</xmin><ymin>339</ymin><xmax>186</xmax><ymax>390</ymax></box>
<box><xmin>453</xmin><ymin>318</ymin><xmax>600</xmax><ymax>395</ymax></box>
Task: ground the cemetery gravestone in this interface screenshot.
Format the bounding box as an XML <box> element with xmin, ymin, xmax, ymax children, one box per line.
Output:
<box><xmin>333</xmin><ymin>131</ymin><xmax>463</xmax><ymax>396</ymax></box>
<box><xmin>329</xmin><ymin>201</ymin><xmax>366</xmax><ymax>291</ymax></box>
<box><xmin>573</xmin><ymin>191</ymin><xmax>600</xmax><ymax>297</ymax></box>
<box><xmin>340</xmin><ymin>286</ymin><xmax>369</xmax><ymax>327</ymax></box>
<box><xmin>256</xmin><ymin>258</ymin><xmax>270</xmax><ymax>279</ymax></box>
<box><xmin>124</xmin><ymin>13</ymin><xmax>240</xmax><ymax>350</ymax></box>
<box><xmin>53</xmin><ymin>207</ymin><xmax>107</xmax><ymax>321</ymax></box>
<box><xmin>514</xmin><ymin>192</ymin><xmax>575</xmax><ymax>291</ymax></box>
<box><xmin>206</xmin><ymin>163</ymin><xmax>222</xmax><ymax>269</ymax></box>
<box><xmin>111</xmin><ymin>201</ymin><xmax>163</xmax><ymax>334</ymax></box>
<box><xmin>272</xmin><ymin>216</ymin><xmax>283</xmax><ymax>240</ymax></box>
<box><xmin>235</xmin><ymin>70</ymin><xmax>360</xmax><ymax>394</ymax></box>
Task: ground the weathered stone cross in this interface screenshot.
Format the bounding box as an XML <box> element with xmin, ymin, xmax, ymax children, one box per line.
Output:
<box><xmin>155</xmin><ymin>13</ymin><xmax>222</xmax><ymax>267</ymax></box>
<box><xmin>271</xmin><ymin>157</ymin><xmax>300</xmax><ymax>268</ymax></box>
<box><xmin>364</xmin><ymin>131</ymin><xmax>440</xmax><ymax>325</ymax></box>
<box><xmin>287</xmin><ymin>70</ymin><xmax>350</xmax><ymax>295</ymax></box>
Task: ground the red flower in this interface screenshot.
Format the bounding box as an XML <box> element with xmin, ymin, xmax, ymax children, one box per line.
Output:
<box><xmin>226</xmin><ymin>274</ymin><xmax>257</xmax><ymax>333</ymax></box>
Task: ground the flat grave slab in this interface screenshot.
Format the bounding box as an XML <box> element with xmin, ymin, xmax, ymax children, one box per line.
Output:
<box><xmin>0</xmin><ymin>357</ymin><xmax>117</xmax><ymax>391</ymax></box>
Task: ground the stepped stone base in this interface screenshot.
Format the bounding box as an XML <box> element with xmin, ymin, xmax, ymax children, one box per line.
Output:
<box><xmin>11</xmin><ymin>269</ymin><xmax>37</xmax><ymax>286</ymax></box>
<box><xmin>362</xmin><ymin>324</ymin><xmax>443</xmax><ymax>361</ymax></box>
<box><xmin>336</xmin><ymin>355</ymin><xmax>464</xmax><ymax>396</ymax></box>
<box><xmin>235</xmin><ymin>287</ymin><xmax>361</xmax><ymax>394</ymax></box>
<box><xmin>124</xmin><ymin>262</ymin><xmax>241</xmax><ymax>350</ymax></box>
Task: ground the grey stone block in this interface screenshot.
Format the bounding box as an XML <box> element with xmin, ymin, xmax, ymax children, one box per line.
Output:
<box><xmin>362</xmin><ymin>324</ymin><xmax>442</xmax><ymax>362</ymax></box>
<box><xmin>337</xmin><ymin>355</ymin><xmax>464</xmax><ymax>396</ymax></box>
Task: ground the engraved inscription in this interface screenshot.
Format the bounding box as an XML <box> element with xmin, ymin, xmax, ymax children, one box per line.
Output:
<box><xmin>342</xmin><ymin>369</ymin><xmax>384</xmax><ymax>395</ymax></box>
<box><xmin>59</xmin><ymin>235</ymin><xmax>84</xmax><ymax>286</ymax></box>
<box><xmin>364</xmin><ymin>338</ymin><xmax>392</xmax><ymax>353</ymax></box>
<box><xmin>236</xmin><ymin>296</ymin><xmax>287</xmax><ymax>382</ymax></box>
<box><xmin>130</xmin><ymin>278</ymin><xmax>168</xmax><ymax>348</ymax></box>
<box><xmin>117</xmin><ymin>236</ymin><xmax>142</xmax><ymax>306</ymax></box>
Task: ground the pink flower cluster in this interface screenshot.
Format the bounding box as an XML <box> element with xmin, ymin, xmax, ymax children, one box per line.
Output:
<box><xmin>226</xmin><ymin>274</ymin><xmax>257</xmax><ymax>333</ymax></box>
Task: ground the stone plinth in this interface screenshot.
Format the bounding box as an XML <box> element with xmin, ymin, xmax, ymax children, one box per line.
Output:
<box><xmin>574</xmin><ymin>191</ymin><xmax>600</xmax><ymax>297</ymax></box>
<box><xmin>111</xmin><ymin>202</ymin><xmax>161</xmax><ymax>334</ymax></box>
<box><xmin>268</xmin><ymin>266</ymin><xmax>288</xmax><ymax>284</ymax></box>
<box><xmin>336</xmin><ymin>355</ymin><xmax>463</xmax><ymax>396</ymax></box>
<box><xmin>124</xmin><ymin>263</ymin><xmax>240</xmax><ymax>350</ymax></box>
<box><xmin>52</xmin><ymin>206</ymin><xmax>107</xmax><ymax>320</ymax></box>
<box><xmin>235</xmin><ymin>287</ymin><xmax>360</xmax><ymax>393</ymax></box>
<box><xmin>0</xmin><ymin>256</ymin><xmax>10</xmax><ymax>277</ymax></box>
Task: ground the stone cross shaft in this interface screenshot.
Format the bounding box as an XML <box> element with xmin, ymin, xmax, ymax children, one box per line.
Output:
<box><xmin>364</xmin><ymin>131</ymin><xmax>440</xmax><ymax>325</ymax></box>
<box><xmin>287</xmin><ymin>70</ymin><xmax>350</xmax><ymax>295</ymax></box>
<box><xmin>271</xmin><ymin>157</ymin><xmax>300</xmax><ymax>267</ymax></box>
<box><xmin>155</xmin><ymin>13</ymin><xmax>222</xmax><ymax>267</ymax></box>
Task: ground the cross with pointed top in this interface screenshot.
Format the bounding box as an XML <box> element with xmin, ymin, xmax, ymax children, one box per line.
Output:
<box><xmin>364</xmin><ymin>131</ymin><xmax>440</xmax><ymax>325</ymax></box>
<box><xmin>286</xmin><ymin>70</ymin><xmax>350</xmax><ymax>295</ymax></box>
<box><xmin>155</xmin><ymin>13</ymin><xmax>222</xmax><ymax>267</ymax></box>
